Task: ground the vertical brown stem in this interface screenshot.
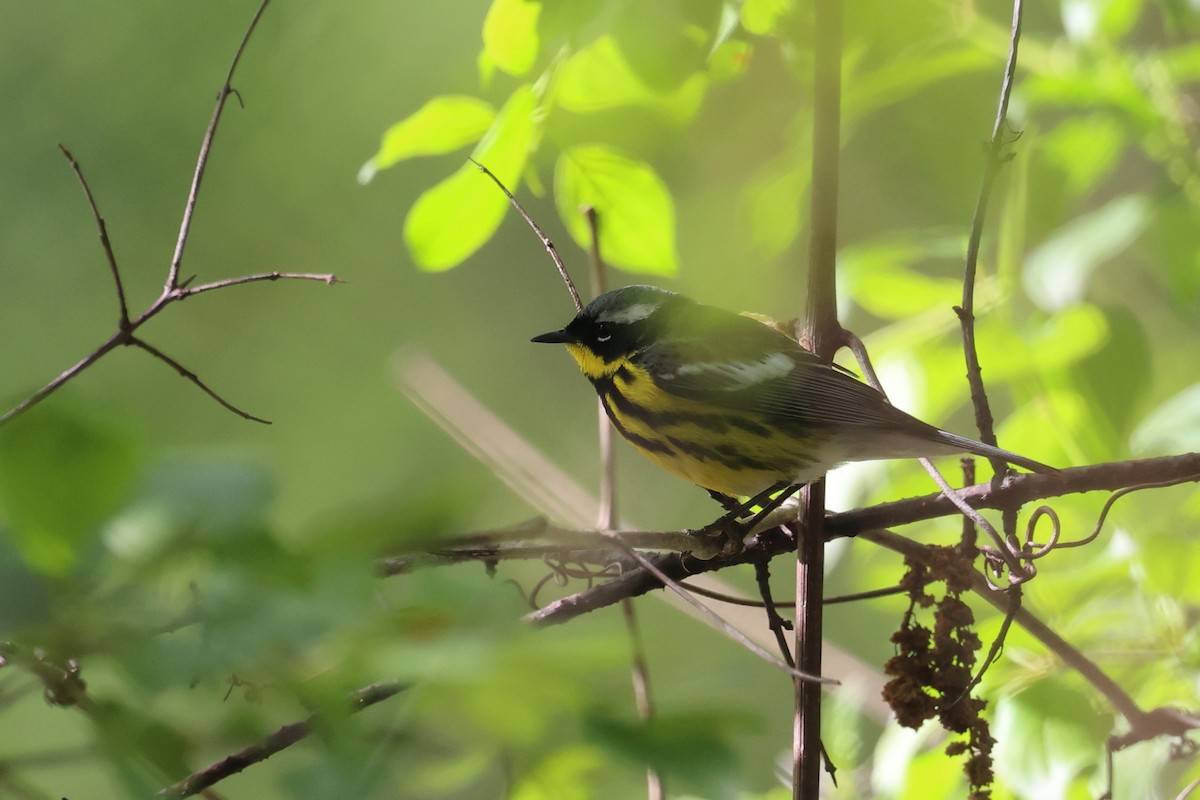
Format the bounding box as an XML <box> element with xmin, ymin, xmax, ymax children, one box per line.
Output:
<box><xmin>795</xmin><ymin>0</ymin><xmax>843</xmax><ymax>794</ymax></box>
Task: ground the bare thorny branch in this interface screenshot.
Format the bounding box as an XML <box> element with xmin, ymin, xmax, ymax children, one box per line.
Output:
<box><xmin>0</xmin><ymin>0</ymin><xmax>338</xmax><ymax>430</ymax></box>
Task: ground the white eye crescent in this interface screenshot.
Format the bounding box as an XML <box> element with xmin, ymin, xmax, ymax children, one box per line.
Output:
<box><xmin>596</xmin><ymin>333</ymin><xmax>612</xmax><ymax>343</ymax></box>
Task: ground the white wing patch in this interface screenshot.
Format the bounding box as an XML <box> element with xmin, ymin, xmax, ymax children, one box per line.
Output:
<box><xmin>674</xmin><ymin>351</ymin><xmax>793</xmax><ymax>390</ymax></box>
<box><xmin>598</xmin><ymin>302</ymin><xmax>662</xmax><ymax>325</ymax></box>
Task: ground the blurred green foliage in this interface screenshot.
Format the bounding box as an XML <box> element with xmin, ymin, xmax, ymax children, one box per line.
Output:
<box><xmin>1</xmin><ymin>0</ymin><xmax>1200</xmax><ymax>797</ymax></box>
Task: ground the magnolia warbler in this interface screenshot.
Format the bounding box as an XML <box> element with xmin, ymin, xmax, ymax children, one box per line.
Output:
<box><xmin>532</xmin><ymin>285</ymin><xmax>1053</xmax><ymax>499</ymax></box>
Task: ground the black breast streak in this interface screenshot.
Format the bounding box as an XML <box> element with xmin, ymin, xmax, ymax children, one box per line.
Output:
<box><xmin>592</xmin><ymin>375</ymin><xmax>674</xmax><ymax>456</ymax></box>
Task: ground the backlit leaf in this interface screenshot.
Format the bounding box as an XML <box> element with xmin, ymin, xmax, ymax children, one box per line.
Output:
<box><xmin>0</xmin><ymin>405</ymin><xmax>139</xmax><ymax>574</ymax></box>
<box><xmin>482</xmin><ymin>0</ymin><xmax>541</xmax><ymax>76</ymax></box>
<box><xmin>555</xmin><ymin>145</ymin><xmax>677</xmax><ymax>275</ymax></box>
<box><xmin>358</xmin><ymin>96</ymin><xmax>496</xmax><ymax>183</ymax></box>
<box><xmin>1022</xmin><ymin>194</ymin><xmax>1149</xmax><ymax>311</ymax></box>
<box><xmin>404</xmin><ymin>85</ymin><xmax>537</xmax><ymax>271</ymax></box>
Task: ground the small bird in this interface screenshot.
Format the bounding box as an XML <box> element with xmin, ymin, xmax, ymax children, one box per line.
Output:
<box><xmin>532</xmin><ymin>285</ymin><xmax>1053</xmax><ymax>499</ymax></box>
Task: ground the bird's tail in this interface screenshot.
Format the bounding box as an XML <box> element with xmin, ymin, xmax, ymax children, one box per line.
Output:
<box><xmin>931</xmin><ymin>430</ymin><xmax>1057</xmax><ymax>474</ymax></box>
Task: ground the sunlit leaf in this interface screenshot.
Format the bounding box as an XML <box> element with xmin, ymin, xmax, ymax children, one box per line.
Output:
<box><xmin>1131</xmin><ymin>382</ymin><xmax>1200</xmax><ymax>456</ymax></box>
<box><xmin>1031</xmin><ymin>303</ymin><xmax>1110</xmax><ymax>371</ymax></box>
<box><xmin>1073</xmin><ymin>309</ymin><xmax>1150</xmax><ymax>439</ymax></box>
<box><xmin>740</xmin><ymin>0</ymin><xmax>793</xmax><ymax>35</ymax></box>
<box><xmin>1042</xmin><ymin>115</ymin><xmax>1126</xmax><ymax>197</ymax></box>
<box><xmin>556</xmin><ymin>35</ymin><xmax>707</xmax><ymax>123</ymax></box>
<box><xmin>404</xmin><ymin>85</ymin><xmax>537</xmax><ymax>271</ymax></box>
<box><xmin>510</xmin><ymin>746</ymin><xmax>606</xmax><ymax>800</ymax></box>
<box><xmin>708</xmin><ymin>38</ymin><xmax>753</xmax><ymax>83</ymax></box>
<box><xmin>584</xmin><ymin>711</ymin><xmax>743</xmax><ymax>794</ymax></box>
<box><xmin>1022</xmin><ymin>194</ymin><xmax>1149</xmax><ymax>311</ymax></box>
<box><xmin>741</xmin><ymin>158</ymin><xmax>809</xmax><ymax>259</ymax></box>
<box><xmin>612</xmin><ymin>0</ymin><xmax>717</xmax><ymax>92</ymax></box>
<box><xmin>358</xmin><ymin>96</ymin><xmax>496</xmax><ymax>183</ymax></box>
<box><xmin>1151</xmin><ymin>196</ymin><xmax>1200</xmax><ymax>309</ymax></box>
<box><xmin>482</xmin><ymin>0</ymin><xmax>541</xmax><ymax>76</ymax></box>
<box><xmin>993</xmin><ymin>680</ymin><xmax>1109</xmax><ymax>799</ymax></box>
<box><xmin>840</xmin><ymin>241</ymin><xmax>963</xmax><ymax>321</ymax></box>
<box><xmin>845</xmin><ymin>47</ymin><xmax>992</xmax><ymax>123</ymax></box>
<box><xmin>554</xmin><ymin>144</ymin><xmax>678</xmax><ymax>275</ymax></box>
<box><xmin>1025</xmin><ymin>59</ymin><xmax>1158</xmax><ymax>131</ymax></box>
<box><xmin>0</xmin><ymin>405</ymin><xmax>139</xmax><ymax>574</ymax></box>
<box><xmin>1062</xmin><ymin>0</ymin><xmax>1145</xmax><ymax>43</ymax></box>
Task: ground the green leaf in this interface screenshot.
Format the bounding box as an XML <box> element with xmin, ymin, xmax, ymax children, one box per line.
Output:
<box><xmin>554</xmin><ymin>145</ymin><xmax>678</xmax><ymax>275</ymax></box>
<box><xmin>611</xmin><ymin>0</ymin><xmax>718</xmax><ymax>92</ymax></box>
<box><xmin>993</xmin><ymin>680</ymin><xmax>1109</xmax><ymax>798</ymax></box>
<box><xmin>1022</xmin><ymin>194</ymin><xmax>1149</xmax><ymax>311</ymax></box>
<box><xmin>556</xmin><ymin>35</ymin><xmax>707</xmax><ymax>123</ymax></box>
<box><xmin>740</xmin><ymin>0</ymin><xmax>793</xmax><ymax>35</ymax></box>
<box><xmin>740</xmin><ymin>158</ymin><xmax>809</xmax><ymax>259</ymax></box>
<box><xmin>1131</xmin><ymin>382</ymin><xmax>1200</xmax><ymax>456</ymax></box>
<box><xmin>0</xmin><ymin>405</ymin><xmax>139</xmax><ymax>574</ymax></box>
<box><xmin>482</xmin><ymin>0</ymin><xmax>541</xmax><ymax>76</ymax></box>
<box><xmin>358</xmin><ymin>96</ymin><xmax>496</xmax><ymax>183</ymax></box>
<box><xmin>583</xmin><ymin>711</ymin><xmax>742</xmax><ymax>795</ymax></box>
<box><xmin>404</xmin><ymin>85</ymin><xmax>537</xmax><ymax>271</ymax></box>
<box><xmin>1030</xmin><ymin>303</ymin><xmax>1110</xmax><ymax>372</ymax></box>
<box><xmin>840</xmin><ymin>240</ymin><xmax>963</xmax><ymax>321</ymax></box>
<box><xmin>1042</xmin><ymin>115</ymin><xmax>1126</xmax><ymax>197</ymax></box>
<box><xmin>0</xmin><ymin>534</ymin><xmax>53</xmax><ymax>636</ymax></box>
<box><xmin>1062</xmin><ymin>0</ymin><xmax>1145</xmax><ymax>43</ymax></box>
<box><xmin>510</xmin><ymin>746</ymin><xmax>606</xmax><ymax>800</ymax></box>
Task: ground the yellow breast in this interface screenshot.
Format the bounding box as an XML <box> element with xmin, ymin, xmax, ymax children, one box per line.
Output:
<box><xmin>564</xmin><ymin>348</ymin><xmax>820</xmax><ymax>496</ymax></box>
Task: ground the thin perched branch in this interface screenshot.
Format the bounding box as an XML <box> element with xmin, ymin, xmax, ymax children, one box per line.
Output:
<box><xmin>827</xmin><ymin>456</ymin><xmax>1200</xmax><ymax>538</ymax></box>
<box><xmin>160</xmin><ymin>682</ymin><xmax>405</xmax><ymax>798</ymax></box>
<box><xmin>512</xmin><ymin>456</ymin><xmax>1200</xmax><ymax>624</ymax></box>
<box><xmin>167</xmin><ymin>0</ymin><xmax>273</xmax><ymax>291</ymax></box>
<box><xmin>57</xmin><ymin>144</ymin><xmax>129</xmax><ymax>326</ymax></box>
<box><xmin>955</xmin><ymin>0</ymin><xmax>1025</xmax><ymax>464</ymax></box>
<box><xmin>470</xmin><ymin>158</ymin><xmax>583</xmax><ymax>312</ymax></box>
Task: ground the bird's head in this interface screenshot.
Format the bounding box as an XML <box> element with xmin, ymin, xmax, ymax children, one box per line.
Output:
<box><xmin>532</xmin><ymin>285</ymin><xmax>682</xmax><ymax>377</ymax></box>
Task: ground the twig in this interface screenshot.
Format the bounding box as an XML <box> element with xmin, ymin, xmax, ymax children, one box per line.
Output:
<box><xmin>594</xmin><ymin>529</ymin><xmax>833</xmax><ymax>683</ymax></box>
<box><xmin>129</xmin><ymin>338</ymin><xmax>270</xmax><ymax>424</ymax></box>
<box><xmin>0</xmin><ymin>0</ymin><xmax>338</xmax><ymax>429</ymax></box>
<box><xmin>167</xmin><ymin>0</ymin><xmax>273</xmax><ymax>291</ymax></box>
<box><xmin>160</xmin><ymin>682</ymin><xmax>405</xmax><ymax>798</ymax></box>
<box><xmin>470</xmin><ymin>158</ymin><xmax>583</xmax><ymax>312</ymax></box>
<box><xmin>826</xmin><ymin>455</ymin><xmax>1200</xmax><ymax>539</ymax></box>
<box><xmin>954</xmin><ymin>0</ymin><xmax>1025</xmax><ymax>464</ymax></box>
<box><xmin>918</xmin><ymin>456</ymin><xmax>1024</xmax><ymax>581</ymax></box>
<box><xmin>57</xmin><ymin>144</ymin><xmax>129</xmax><ymax>326</ymax></box>
<box><xmin>182</xmin><ymin>272</ymin><xmax>341</xmax><ymax>296</ymax></box>
<box><xmin>395</xmin><ymin>457</ymin><xmax>1200</xmax><ymax>586</ymax></box>
<box><xmin>754</xmin><ymin>557</ymin><xmax>795</xmax><ymax>667</ymax></box>
<box><xmin>0</xmin><ymin>333</ymin><xmax>129</xmax><ymax>426</ymax></box>
<box><xmin>621</xmin><ymin>597</ymin><xmax>663</xmax><ymax>800</ymax></box>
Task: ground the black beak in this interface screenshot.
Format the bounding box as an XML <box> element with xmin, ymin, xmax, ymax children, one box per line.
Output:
<box><xmin>531</xmin><ymin>329</ymin><xmax>577</xmax><ymax>344</ymax></box>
